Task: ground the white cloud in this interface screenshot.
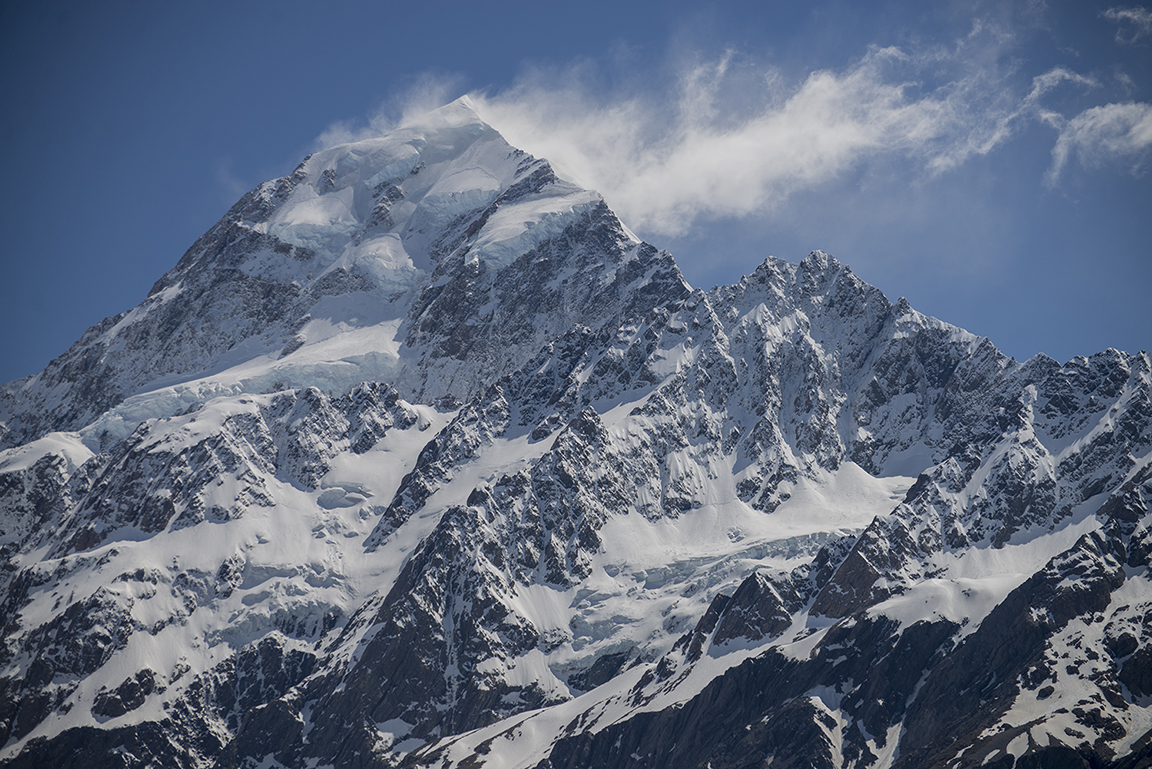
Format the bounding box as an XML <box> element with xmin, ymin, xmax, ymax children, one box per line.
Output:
<box><xmin>1103</xmin><ymin>6</ymin><xmax>1152</xmax><ymax>44</ymax></box>
<box><xmin>467</xmin><ymin>34</ymin><xmax>1096</xmax><ymax>237</ymax></box>
<box><xmin>315</xmin><ymin>71</ymin><xmax>467</xmax><ymax>148</ymax></box>
<box><xmin>925</xmin><ymin>66</ymin><xmax>1097</xmax><ymax>174</ymax></box>
<box><xmin>477</xmin><ymin>48</ymin><xmax>960</xmax><ymax>235</ymax></box>
<box><xmin>1047</xmin><ymin>101</ymin><xmax>1152</xmax><ymax>184</ymax></box>
<box><xmin>312</xmin><ymin>18</ymin><xmax>1132</xmax><ymax>238</ymax></box>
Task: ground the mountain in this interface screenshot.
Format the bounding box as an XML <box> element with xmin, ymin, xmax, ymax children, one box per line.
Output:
<box><xmin>1</xmin><ymin>97</ymin><xmax>1150</xmax><ymax>769</ymax></box>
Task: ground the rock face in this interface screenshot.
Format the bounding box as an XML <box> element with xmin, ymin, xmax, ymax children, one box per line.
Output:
<box><xmin>2</xmin><ymin>99</ymin><xmax>1151</xmax><ymax>769</ymax></box>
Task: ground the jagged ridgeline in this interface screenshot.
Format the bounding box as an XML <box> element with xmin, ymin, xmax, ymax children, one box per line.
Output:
<box><xmin>1</xmin><ymin>97</ymin><xmax>1150</xmax><ymax>769</ymax></box>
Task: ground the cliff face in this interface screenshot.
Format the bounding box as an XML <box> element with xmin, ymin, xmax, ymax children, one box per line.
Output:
<box><xmin>1</xmin><ymin>99</ymin><xmax>1150</xmax><ymax>769</ymax></box>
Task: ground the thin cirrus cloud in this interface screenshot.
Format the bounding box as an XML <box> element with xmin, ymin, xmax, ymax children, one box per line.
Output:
<box><xmin>1104</xmin><ymin>5</ymin><xmax>1152</xmax><ymax>44</ymax></box>
<box><xmin>1048</xmin><ymin>101</ymin><xmax>1152</xmax><ymax>184</ymax></box>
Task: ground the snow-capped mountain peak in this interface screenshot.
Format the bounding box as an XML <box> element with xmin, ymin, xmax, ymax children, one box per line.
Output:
<box><xmin>1</xmin><ymin>101</ymin><xmax>1149</xmax><ymax>769</ymax></box>
<box><xmin>0</xmin><ymin>98</ymin><xmax>668</xmax><ymax>452</ymax></box>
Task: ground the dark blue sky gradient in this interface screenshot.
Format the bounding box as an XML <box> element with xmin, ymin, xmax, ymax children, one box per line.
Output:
<box><xmin>1</xmin><ymin>0</ymin><xmax>1149</xmax><ymax>385</ymax></box>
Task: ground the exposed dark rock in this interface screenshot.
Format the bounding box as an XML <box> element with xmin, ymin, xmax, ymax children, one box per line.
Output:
<box><xmin>91</xmin><ymin>668</ymin><xmax>156</xmax><ymax>719</ymax></box>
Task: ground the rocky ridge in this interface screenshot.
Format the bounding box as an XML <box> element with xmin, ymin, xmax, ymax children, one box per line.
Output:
<box><xmin>0</xmin><ymin>100</ymin><xmax>1150</xmax><ymax>769</ymax></box>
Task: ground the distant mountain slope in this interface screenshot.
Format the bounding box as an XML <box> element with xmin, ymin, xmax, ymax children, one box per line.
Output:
<box><xmin>1</xmin><ymin>100</ymin><xmax>1149</xmax><ymax>769</ymax></box>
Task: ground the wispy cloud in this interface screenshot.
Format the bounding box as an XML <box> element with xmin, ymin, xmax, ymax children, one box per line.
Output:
<box><xmin>1047</xmin><ymin>101</ymin><xmax>1152</xmax><ymax>184</ymax></box>
<box><xmin>314</xmin><ymin>71</ymin><xmax>467</xmax><ymax>148</ymax></box>
<box><xmin>476</xmin><ymin>46</ymin><xmax>979</xmax><ymax>236</ymax></box>
<box><xmin>313</xmin><ymin>16</ymin><xmax>1140</xmax><ymax>238</ymax></box>
<box><xmin>212</xmin><ymin>157</ymin><xmax>250</xmax><ymax>205</ymax></box>
<box><xmin>467</xmin><ymin>27</ymin><xmax>1095</xmax><ymax>236</ymax></box>
<box><xmin>924</xmin><ymin>65</ymin><xmax>1097</xmax><ymax>174</ymax></box>
<box><xmin>1104</xmin><ymin>6</ymin><xmax>1152</xmax><ymax>44</ymax></box>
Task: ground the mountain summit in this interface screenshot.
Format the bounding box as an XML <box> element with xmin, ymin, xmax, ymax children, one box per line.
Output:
<box><xmin>1</xmin><ymin>101</ymin><xmax>1150</xmax><ymax>769</ymax></box>
<box><xmin>0</xmin><ymin>96</ymin><xmax>682</xmax><ymax>451</ymax></box>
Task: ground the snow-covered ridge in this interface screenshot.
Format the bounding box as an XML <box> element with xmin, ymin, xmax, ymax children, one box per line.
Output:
<box><xmin>0</xmin><ymin>97</ymin><xmax>627</xmax><ymax>453</ymax></box>
<box><xmin>1</xmin><ymin>99</ymin><xmax>1150</xmax><ymax>769</ymax></box>
<box><xmin>254</xmin><ymin>96</ymin><xmax>602</xmax><ymax>273</ymax></box>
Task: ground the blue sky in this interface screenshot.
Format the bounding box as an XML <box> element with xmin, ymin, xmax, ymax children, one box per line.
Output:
<box><xmin>1</xmin><ymin>0</ymin><xmax>1149</xmax><ymax>385</ymax></box>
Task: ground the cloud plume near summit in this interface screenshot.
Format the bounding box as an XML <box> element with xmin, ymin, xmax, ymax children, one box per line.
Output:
<box><xmin>319</xmin><ymin>19</ymin><xmax>1152</xmax><ymax>239</ymax></box>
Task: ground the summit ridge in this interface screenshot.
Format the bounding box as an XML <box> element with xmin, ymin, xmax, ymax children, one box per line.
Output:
<box><xmin>0</xmin><ymin>97</ymin><xmax>661</xmax><ymax>451</ymax></box>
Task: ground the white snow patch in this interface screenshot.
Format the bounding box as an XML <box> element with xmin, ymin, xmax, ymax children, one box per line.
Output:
<box><xmin>0</xmin><ymin>431</ymin><xmax>93</xmax><ymax>474</ymax></box>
